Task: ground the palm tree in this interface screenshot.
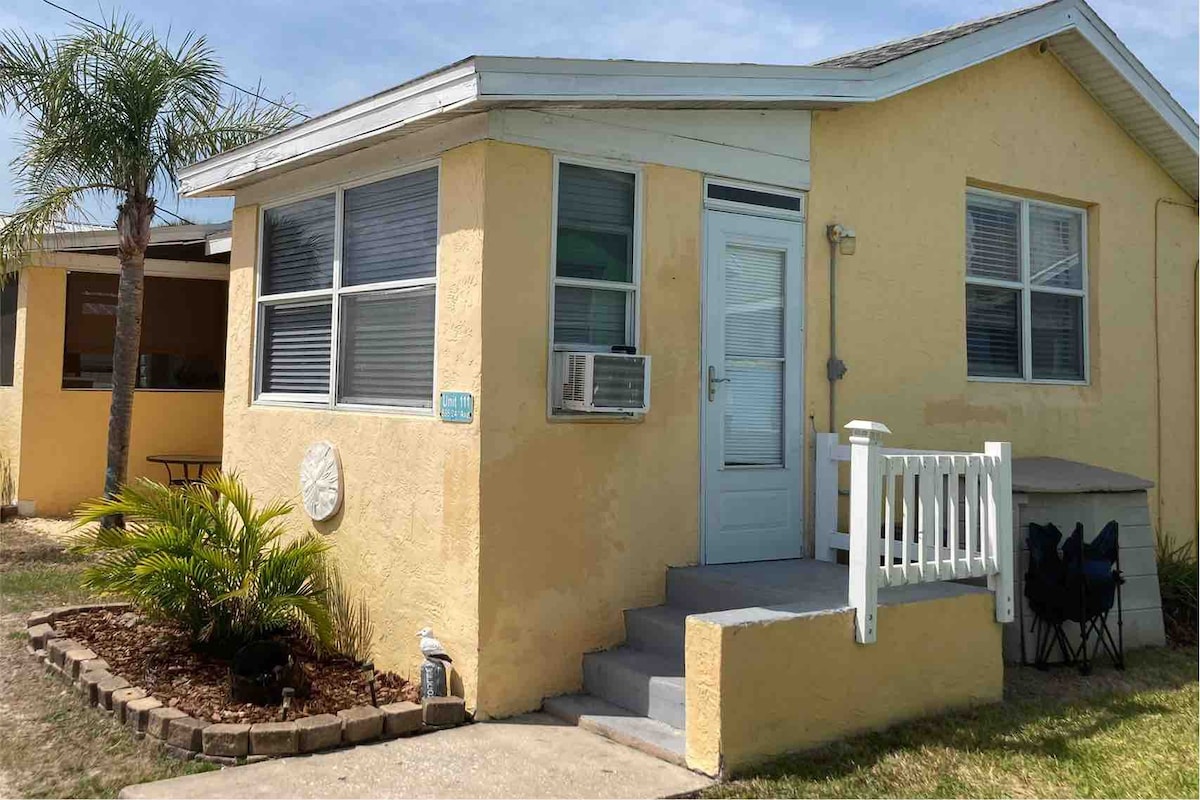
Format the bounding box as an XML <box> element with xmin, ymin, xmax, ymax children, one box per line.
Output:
<box><xmin>0</xmin><ymin>17</ymin><xmax>297</xmax><ymax>508</ymax></box>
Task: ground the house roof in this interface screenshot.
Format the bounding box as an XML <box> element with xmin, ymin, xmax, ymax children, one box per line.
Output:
<box><xmin>814</xmin><ymin>2</ymin><xmax>1056</xmax><ymax>68</ymax></box>
<box><xmin>179</xmin><ymin>0</ymin><xmax>1199</xmax><ymax>199</ymax></box>
<box><xmin>37</xmin><ymin>222</ymin><xmax>231</xmax><ymax>253</ymax></box>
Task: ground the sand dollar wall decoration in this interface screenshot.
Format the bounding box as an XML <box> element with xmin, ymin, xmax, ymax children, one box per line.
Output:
<box><xmin>300</xmin><ymin>441</ymin><xmax>343</xmax><ymax>522</ymax></box>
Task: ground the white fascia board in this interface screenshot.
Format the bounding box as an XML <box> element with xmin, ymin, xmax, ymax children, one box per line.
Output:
<box><xmin>205</xmin><ymin>234</ymin><xmax>233</xmax><ymax>256</ymax></box>
<box><xmin>30</xmin><ymin>251</ymin><xmax>229</xmax><ymax>280</ymax></box>
<box><xmin>178</xmin><ymin>61</ymin><xmax>481</xmax><ymax>197</ymax></box>
<box><xmin>863</xmin><ymin>1</ymin><xmax>1078</xmax><ymax>100</ymax></box>
<box><xmin>473</xmin><ymin>55</ymin><xmax>875</xmax><ymax>103</ymax></box>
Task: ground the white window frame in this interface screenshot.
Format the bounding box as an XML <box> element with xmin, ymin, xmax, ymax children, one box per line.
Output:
<box><xmin>546</xmin><ymin>154</ymin><xmax>644</xmax><ymax>417</ymax></box>
<box><xmin>253</xmin><ymin>160</ymin><xmax>440</xmax><ymax>414</ymax></box>
<box><xmin>965</xmin><ymin>187</ymin><xmax>1089</xmax><ymax>386</ymax></box>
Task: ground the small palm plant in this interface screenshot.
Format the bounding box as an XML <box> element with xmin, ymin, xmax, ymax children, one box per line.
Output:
<box><xmin>70</xmin><ymin>473</ymin><xmax>331</xmax><ymax>652</ymax></box>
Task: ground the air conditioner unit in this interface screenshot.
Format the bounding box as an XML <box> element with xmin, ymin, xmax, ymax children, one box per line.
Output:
<box><xmin>554</xmin><ymin>351</ymin><xmax>651</xmax><ymax>414</ymax></box>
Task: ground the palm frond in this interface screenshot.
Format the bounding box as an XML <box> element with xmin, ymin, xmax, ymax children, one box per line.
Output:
<box><xmin>0</xmin><ymin>14</ymin><xmax>300</xmax><ymax>268</ymax></box>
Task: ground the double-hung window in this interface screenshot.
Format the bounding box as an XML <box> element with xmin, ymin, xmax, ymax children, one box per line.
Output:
<box><xmin>551</xmin><ymin>161</ymin><xmax>640</xmax><ymax>350</ymax></box>
<box><xmin>965</xmin><ymin>190</ymin><xmax>1088</xmax><ymax>382</ymax></box>
<box><xmin>256</xmin><ymin>165</ymin><xmax>439</xmax><ymax>410</ymax></box>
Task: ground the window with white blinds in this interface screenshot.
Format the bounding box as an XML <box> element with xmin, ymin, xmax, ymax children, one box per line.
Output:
<box><xmin>256</xmin><ymin>164</ymin><xmax>439</xmax><ymax>409</ymax></box>
<box><xmin>551</xmin><ymin>161</ymin><xmax>639</xmax><ymax>351</ymax></box>
<box><xmin>965</xmin><ymin>190</ymin><xmax>1087</xmax><ymax>382</ymax></box>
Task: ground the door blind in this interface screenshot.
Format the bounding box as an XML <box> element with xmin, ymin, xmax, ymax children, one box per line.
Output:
<box><xmin>723</xmin><ymin>244</ymin><xmax>785</xmax><ymax>466</ymax></box>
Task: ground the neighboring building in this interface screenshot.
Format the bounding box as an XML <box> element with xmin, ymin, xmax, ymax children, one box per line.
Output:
<box><xmin>0</xmin><ymin>224</ymin><xmax>230</xmax><ymax>515</ymax></box>
<box><xmin>178</xmin><ymin>0</ymin><xmax>1197</xmax><ymax>774</ymax></box>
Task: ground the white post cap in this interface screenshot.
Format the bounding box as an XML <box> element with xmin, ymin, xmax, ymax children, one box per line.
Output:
<box><xmin>844</xmin><ymin>420</ymin><xmax>891</xmax><ymax>444</ymax></box>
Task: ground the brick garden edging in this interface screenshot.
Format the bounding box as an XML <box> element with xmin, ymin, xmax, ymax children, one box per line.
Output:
<box><xmin>26</xmin><ymin>605</ymin><xmax>466</xmax><ymax>765</ymax></box>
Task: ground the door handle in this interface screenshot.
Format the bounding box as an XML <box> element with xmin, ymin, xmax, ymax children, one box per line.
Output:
<box><xmin>707</xmin><ymin>365</ymin><xmax>731</xmax><ymax>401</ymax></box>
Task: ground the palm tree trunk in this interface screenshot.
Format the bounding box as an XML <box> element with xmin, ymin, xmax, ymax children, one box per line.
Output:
<box><xmin>103</xmin><ymin>196</ymin><xmax>155</xmax><ymax>510</ymax></box>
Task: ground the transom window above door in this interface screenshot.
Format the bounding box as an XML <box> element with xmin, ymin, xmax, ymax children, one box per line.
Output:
<box><xmin>964</xmin><ymin>189</ymin><xmax>1088</xmax><ymax>383</ymax></box>
<box><xmin>255</xmin><ymin>164</ymin><xmax>439</xmax><ymax>411</ymax></box>
<box><xmin>551</xmin><ymin>161</ymin><xmax>641</xmax><ymax>350</ymax></box>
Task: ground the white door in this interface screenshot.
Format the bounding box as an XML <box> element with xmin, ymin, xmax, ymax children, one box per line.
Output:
<box><xmin>702</xmin><ymin>210</ymin><xmax>804</xmax><ymax>564</ymax></box>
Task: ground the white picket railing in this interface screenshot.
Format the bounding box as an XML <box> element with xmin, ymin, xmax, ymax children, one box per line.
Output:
<box><xmin>818</xmin><ymin>420</ymin><xmax>1015</xmax><ymax>644</ymax></box>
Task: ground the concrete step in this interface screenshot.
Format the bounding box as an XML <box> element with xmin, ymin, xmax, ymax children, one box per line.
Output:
<box><xmin>543</xmin><ymin>693</ymin><xmax>686</xmax><ymax>767</ymax></box>
<box><xmin>623</xmin><ymin>605</ymin><xmax>689</xmax><ymax>659</ymax></box>
<box><xmin>582</xmin><ymin>647</ymin><xmax>686</xmax><ymax>730</ymax></box>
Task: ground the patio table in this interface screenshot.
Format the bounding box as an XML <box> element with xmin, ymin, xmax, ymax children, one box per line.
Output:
<box><xmin>146</xmin><ymin>454</ymin><xmax>221</xmax><ymax>486</ymax></box>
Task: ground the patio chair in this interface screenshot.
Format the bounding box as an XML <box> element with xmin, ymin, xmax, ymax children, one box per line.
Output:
<box><xmin>1023</xmin><ymin>521</ymin><xmax>1125</xmax><ymax>673</ymax></box>
<box><xmin>1062</xmin><ymin>520</ymin><xmax>1125</xmax><ymax>674</ymax></box>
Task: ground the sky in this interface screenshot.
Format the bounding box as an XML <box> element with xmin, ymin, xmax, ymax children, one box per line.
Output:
<box><xmin>1</xmin><ymin>0</ymin><xmax>1196</xmax><ymax>226</ymax></box>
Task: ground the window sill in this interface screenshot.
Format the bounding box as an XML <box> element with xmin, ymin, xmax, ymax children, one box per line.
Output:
<box><xmin>252</xmin><ymin>396</ymin><xmax>437</xmax><ymax>418</ymax></box>
<box><xmin>967</xmin><ymin>375</ymin><xmax>1089</xmax><ymax>387</ymax></box>
<box><xmin>546</xmin><ymin>410</ymin><xmax>644</xmax><ymax>423</ymax></box>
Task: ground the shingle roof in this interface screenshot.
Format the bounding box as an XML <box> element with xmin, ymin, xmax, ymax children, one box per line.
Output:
<box><xmin>813</xmin><ymin>1</ymin><xmax>1055</xmax><ymax>68</ymax></box>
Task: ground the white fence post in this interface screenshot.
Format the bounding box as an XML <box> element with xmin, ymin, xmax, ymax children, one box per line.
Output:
<box><xmin>847</xmin><ymin>420</ymin><xmax>890</xmax><ymax>644</ymax></box>
<box><xmin>985</xmin><ymin>441</ymin><xmax>1014</xmax><ymax>623</ymax></box>
<box><xmin>814</xmin><ymin>433</ymin><xmax>839</xmax><ymax>562</ymax></box>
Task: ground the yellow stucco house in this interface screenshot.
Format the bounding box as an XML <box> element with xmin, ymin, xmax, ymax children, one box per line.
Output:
<box><xmin>177</xmin><ymin>0</ymin><xmax>1197</xmax><ymax>776</ymax></box>
<box><xmin>0</xmin><ymin>224</ymin><xmax>230</xmax><ymax>515</ymax></box>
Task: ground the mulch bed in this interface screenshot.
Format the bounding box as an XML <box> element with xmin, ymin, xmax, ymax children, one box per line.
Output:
<box><xmin>55</xmin><ymin>609</ymin><xmax>418</xmax><ymax>724</ymax></box>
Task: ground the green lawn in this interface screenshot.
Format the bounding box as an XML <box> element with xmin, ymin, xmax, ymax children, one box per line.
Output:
<box><xmin>703</xmin><ymin>646</ymin><xmax>1198</xmax><ymax>799</ymax></box>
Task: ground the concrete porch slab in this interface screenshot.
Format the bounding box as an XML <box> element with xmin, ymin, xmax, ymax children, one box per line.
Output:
<box><xmin>667</xmin><ymin>558</ymin><xmax>990</xmax><ymax>615</ymax></box>
<box><xmin>118</xmin><ymin>713</ymin><xmax>711</xmax><ymax>799</ymax></box>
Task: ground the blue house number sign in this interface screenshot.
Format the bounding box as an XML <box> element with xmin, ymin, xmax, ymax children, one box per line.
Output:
<box><xmin>440</xmin><ymin>391</ymin><xmax>474</xmax><ymax>423</ymax></box>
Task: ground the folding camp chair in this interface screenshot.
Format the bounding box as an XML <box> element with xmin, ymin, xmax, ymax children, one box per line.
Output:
<box><xmin>1024</xmin><ymin>520</ymin><xmax>1125</xmax><ymax>673</ymax></box>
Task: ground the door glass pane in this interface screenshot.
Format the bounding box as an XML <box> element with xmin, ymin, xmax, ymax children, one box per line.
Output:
<box><xmin>724</xmin><ymin>363</ymin><xmax>783</xmax><ymax>466</ymax></box>
<box><xmin>553</xmin><ymin>285</ymin><xmax>628</xmax><ymax>346</ymax></box>
<box><xmin>966</xmin><ymin>284</ymin><xmax>1021</xmax><ymax>378</ymax></box>
<box><xmin>1029</xmin><ymin>204</ymin><xmax>1083</xmax><ymax>289</ymax></box>
<box><xmin>723</xmin><ymin>243</ymin><xmax>785</xmax><ymax>467</ymax></box>
<box><xmin>1031</xmin><ymin>292</ymin><xmax>1084</xmax><ymax>380</ymax></box>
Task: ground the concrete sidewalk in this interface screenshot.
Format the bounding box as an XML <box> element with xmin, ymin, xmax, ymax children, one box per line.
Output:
<box><xmin>119</xmin><ymin>713</ymin><xmax>712</xmax><ymax>799</ymax></box>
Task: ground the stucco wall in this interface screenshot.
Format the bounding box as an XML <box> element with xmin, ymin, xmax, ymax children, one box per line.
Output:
<box><xmin>223</xmin><ymin>142</ymin><xmax>485</xmax><ymax>706</ymax></box>
<box><xmin>685</xmin><ymin>594</ymin><xmax>1004</xmax><ymax>776</ymax></box>
<box><xmin>12</xmin><ymin>266</ymin><xmax>224</xmax><ymax>516</ymax></box>
<box><xmin>805</xmin><ymin>45</ymin><xmax>1198</xmax><ymax>546</ymax></box>
<box><xmin>475</xmin><ymin>142</ymin><xmax>703</xmax><ymax>718</ymax></box>
<box><xmin>0</xmin><ymin>271</ymin><xmax>26</xmax><ymax>505</ymax></box>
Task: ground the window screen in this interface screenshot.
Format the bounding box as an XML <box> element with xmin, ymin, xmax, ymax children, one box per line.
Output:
<box><xmin>62</xmin><ymin>273</ymin><xmax>227</xmax><ymax>390</ymax></box>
